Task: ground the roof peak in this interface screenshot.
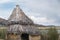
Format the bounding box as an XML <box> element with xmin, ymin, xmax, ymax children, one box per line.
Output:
<box><xmin>8</xmin><ymin>5</ymin><xmax>34</xmax><ymax>24</ymax></box>
<box><xmin>16</xmin><ymin>5</ymin><xmax>19</xmax><ymax>7</ymax></box>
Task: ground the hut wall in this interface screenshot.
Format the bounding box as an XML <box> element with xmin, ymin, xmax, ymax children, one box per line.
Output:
<box><xmin>6</xmin><ymin>34</ymin><xmax>21</xmax><ymax>40</ymax></box>
<box><xmin>29</xmin><ymin>35</ymin><xmax>41</xmax><ymax>40</ymax></box>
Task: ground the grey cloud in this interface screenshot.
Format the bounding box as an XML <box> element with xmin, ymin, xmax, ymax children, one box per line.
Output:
<box><xmin>0</xmin><ymin>0</ymin><xmax>60</xmax><ymax>25</ymax></box>
<box><xmin>18</xmin><ymin>0</ymin><xmax>60</xmax><ymax>26</ymax></box>
<box><xmin>23</xmin><ymin>0</ymin><xmax>60</xmax><ymax>25</ymax></box>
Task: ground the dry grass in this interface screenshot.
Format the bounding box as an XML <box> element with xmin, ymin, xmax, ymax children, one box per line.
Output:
<box><xmin>0</xmin><ymin>39</ymin><xmax>4</xmax><ymax>40</ymax></box>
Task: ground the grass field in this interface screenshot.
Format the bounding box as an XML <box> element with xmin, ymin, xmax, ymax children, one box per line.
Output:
<box><xmin>0</xmin><ymin>27</ymin><xmax>7</xmax><ymax>39</ymax></box>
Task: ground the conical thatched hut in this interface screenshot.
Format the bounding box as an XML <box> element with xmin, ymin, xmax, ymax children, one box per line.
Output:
<box><xmin>6</xmin><ymin>5</ymin><xmax>41</xmax><ymax>40</ymax></box>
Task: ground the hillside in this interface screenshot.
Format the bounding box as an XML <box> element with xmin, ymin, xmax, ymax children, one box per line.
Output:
<box><xmin>0</xmin><ymin>18</ymin><xmax>7</xmax><ymax>26</ymax></box>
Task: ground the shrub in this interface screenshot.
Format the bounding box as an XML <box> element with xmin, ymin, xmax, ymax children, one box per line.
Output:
<box><xmin>47</xmin><ymin>27</ymin><xmax>59</xmax><ymax>40</ymax></box>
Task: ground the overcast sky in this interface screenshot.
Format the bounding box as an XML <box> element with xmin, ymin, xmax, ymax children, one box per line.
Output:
<box><xmin>0</xmin><ymin>0</ymin><xmax>60</xmax><ymax>26</ymax></box>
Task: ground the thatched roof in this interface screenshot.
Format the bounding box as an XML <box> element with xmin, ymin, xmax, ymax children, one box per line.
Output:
<box><xmin>7</xmin><ymin>5</ymin><xmax>40</xmax><ymax>35</ymax></box>
<box><xmin>8</xmin><ymin>5</ymin><xmax>33</xmax><ymax>25</ymax></box>
<box><xmin>7</xmin><ymin>25</ymin><xmax>40</xmax><ymax>35</ymax></box>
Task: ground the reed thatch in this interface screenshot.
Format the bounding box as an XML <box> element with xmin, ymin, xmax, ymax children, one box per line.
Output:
<box><xmin>7</xmin><ymin>5</ymin><xmax>40</xmax><ymax>35</ymax></box>
<box><xmin>8</xmin><ymin>5</ymin><xmax>33</xmax><ymax>25</ymax></box>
